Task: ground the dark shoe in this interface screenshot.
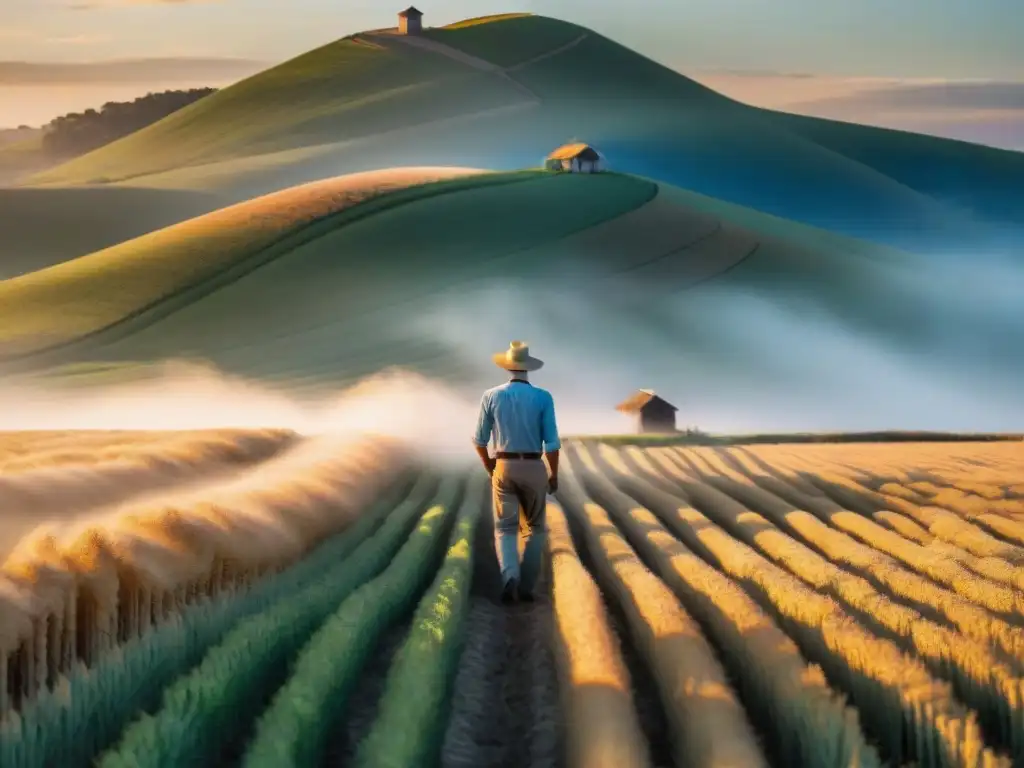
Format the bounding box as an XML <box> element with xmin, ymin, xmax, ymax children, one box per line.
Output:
<box><xmin>501</xmin><ymin>578</ymin><xmax>519</xmax><ymax>604</ymax></box>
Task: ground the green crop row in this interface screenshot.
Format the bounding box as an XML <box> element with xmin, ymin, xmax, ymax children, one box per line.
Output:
<box><xmin>353</xmin><ymin>473</ymin><xmax>487</xmax><ymax>768</ymax></box>
<box><xmin>0</xmin><ymin>470</ymin><xmax>421</xmax><ymax>768</ymax></box>
<box><xmin>241</xmin><ymin>474</ymin><xmax>479</xmax><ymax>767</ymax></box>
<box><xmin>95</xmin><ymin>472</ymin><xmax>456</xmax><ymax>768</ymax></box>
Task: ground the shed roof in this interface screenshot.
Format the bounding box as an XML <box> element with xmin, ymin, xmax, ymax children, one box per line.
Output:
<box><xmin>398</xmin><ymin>6</ymin><xmax>423</xmax><ymax>17</ymax></box>
<box><xmin>615</xmin><ymin>389</ymin><xmax>678</xmax><ymax>413</ymax></box>
<box><xmin>546</xmin><ymin>142</ymin><xmax>600</xmax><ymax>162</ymax></box>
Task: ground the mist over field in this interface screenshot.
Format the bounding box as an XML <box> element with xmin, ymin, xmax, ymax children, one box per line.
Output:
<box><xmin>2</xmin><ymin>239</ymin><xmax>1021</xmax><ymax>439</ymax></box>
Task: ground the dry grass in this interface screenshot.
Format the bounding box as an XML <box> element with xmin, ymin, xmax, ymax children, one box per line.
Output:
<box><xmin>619</xmin><ymin>447</ymin><xmax>1024</xmax><ymax>758</ymax></box>
<box><xmin>583</xmin><ymin>443</ymin><xmax>1003</xmax><ymax>767</ymax></box>
<box><xmin>562</xmin><ymin>443</ymin><xmax>879</xmax><ymax>767</ymax></box>
<box><xmin>0</xmin><ymin>432</ymin><xmax>411</xmax><ymax>714</ymax></box>
<box><xmin>5</xmin><ymin>435</ymin><xmax>1024</xmax><ymax>767</ymax></box>
<box><xmin>0</xmin><ymin>429</ymin><xmax>298</xmax><ymax>560</ymax></box>
<box><xmin>556</xmin><ymin>466</ymin><xmax>770</xmax><ymax>767</ymax></box>
<box><xmin>546</xmin><ymin>500</ymin><xmax>651</xmax><ymax>768</ymax></box>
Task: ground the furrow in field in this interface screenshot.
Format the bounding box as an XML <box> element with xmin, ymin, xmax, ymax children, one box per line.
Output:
<box><xmin>0</xmin><ymin>429</ymin><xmax>297</xmax><ymax>561</ymax></box>
<box><xmin>902</xmin><ymin>484</ymin><xmax>1024</xmax><ymax>543</ymax></box>
<box><xmin>591</xmin><ymin>445</ymin><xmax>1006</xmax><ymax>767</ymax></box>
<box><xmin>322</xmin><ymin>622</ymin><xmax>410</xmax><ymax>766</ymax></box>
<box><xmin>561</xmin><ymin>456</ymin><xmax>770</xmax><ymax>768</ymax></box>
<box><xmin>351</xmin><ymin>475</ymin><xmax>488</xmax><ymax>768</ymax></box>
<box><xmin>563</xmin><ymin>447</ymin><xmax>879</xmax><ymax>768</ymax></box>
<box><xmin>2</xmin><ymin>467</ymin><xmax>422</xmax><ymax>768</ymax></box>
<box><xmin>785</xmin><ymin>449</ymin><xmax>1024</xmax><ymax>531</ymax></box>
<box><xmin>761</xmin><ymin>448</ymin><xmax>1024</xmax><ymax>566</ymax></box>
<box><xmin>669</xmin><ymin>448</ymin><xmax>1024</xmax><ymax>657</ymax></box>
<box><xmin>633</xmin><ymin>448</ymin><xmax>1024</xmax><ymax>758</ymax></box>
<box><xmin>690</xmin><ymin>447</ymin><xmax>1024</xmax><ymax>641</ymax></box>
<box><xmin>239</xmin><ymin>473</ymin><xmax>467</xmax><ymax>768</ymax></box>
<box><xmin>1</xmin><ymin>432</ymin><xmax>411</xmax><ymax>753</ymax></box>
<box><xmin>557</xmin><ymin>456</ymin><xmax>768</xmax><ymax>768</ymax></box>
<box><xmin>542</xmin><ymin>499</ymin><xmax>651</xmax><ymax>768</ymax></box>
<box><xmin>95</xmin><ymin>472</ymin><xmax>455</xmax><ymax>768</ymax></box>
<box><xmin>497</xmin><ymin>540</ymin><xmax>563</xmax><ymax>768</ymax></box>
<box><xmin>439</xmin><ymin>488</ymin><xmax>509</xmax><ymax>768</ymax></box>
<box><xmin>726</xmin><ymin>446</ymin><xmax>1024</xmax><ymax>593</ymax></box>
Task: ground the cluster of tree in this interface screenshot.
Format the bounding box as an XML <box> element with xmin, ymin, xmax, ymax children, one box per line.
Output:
<box><xmin>40</xmin><ymin>88</ymin><xmax>216</xmax><ymax>157</ymax></box>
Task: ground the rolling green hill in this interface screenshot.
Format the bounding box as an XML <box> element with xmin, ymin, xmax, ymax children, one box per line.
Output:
<box><xmin>0</xmin><ymin>186</ymin><xmax>223</xmax><ymax>278</ymax></box>
<box><xmin>5</xmin><ymin>167</ymin><xmax>1017</xmax><ymax>417</ymax></box>
<box><xmin>23</xmin><ymin>14</ymin><xmax>1021</xmax><ymax>251</ymax></box>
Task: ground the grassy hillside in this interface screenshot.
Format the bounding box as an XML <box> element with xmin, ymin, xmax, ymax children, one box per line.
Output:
<box><xmin>22</xmin><ymin>14</ymin><xmax>1021</xmax><ymax>254</ymax></box>
<box><xmin>761</xmin><ymin>110</ymin><xmax>1024</xmax><ymax>231</ymax></box>
<box><xmin>29</xmin><ymin>37</ymin><xmax>525</xmax><ymax>187</ymax></box>
<box><xmin>0</xmin><ymin>166</ymin><xmax>493</xmax><ymax>357</ymax></box>
<box><xmin>0</xmin><ymin>187</ymin><xmax>223</xmax><ymax>278</ymax></box>
<box><xmin>4</xmin><ymin>167</ymin><xmax>1018</xmax><ymax>425</ymax></box>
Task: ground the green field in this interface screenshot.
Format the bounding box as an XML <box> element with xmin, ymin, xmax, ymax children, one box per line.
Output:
<box><xmin>0</xmin><ymin>187</ymin><xmax>223</xmax><ymax>278</ymax></box>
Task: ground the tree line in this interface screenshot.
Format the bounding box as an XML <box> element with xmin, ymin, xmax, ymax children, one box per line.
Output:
<box><xmin>41</xmin><ymin>88</ymin><xmax>216</xmax><ymax>157</ymax></box>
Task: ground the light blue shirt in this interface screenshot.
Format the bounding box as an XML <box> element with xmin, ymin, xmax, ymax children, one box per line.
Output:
<box><xmin>472</xmin><ymin>380</ymin><xmax>561</xmax><ymax>453</ymax></box>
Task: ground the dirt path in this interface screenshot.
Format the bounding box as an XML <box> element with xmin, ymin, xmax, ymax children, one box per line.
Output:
<box><xmin>367</xmin><ymin>33</ymin><xmax>541</xmax><ymax>102</ymax></box>
<box><xmin>369</xmin><ymin>30</ymin><xmax>588</xmax><ymax>104</ymax></box>
<box><xmin>505</xmin><ymin>33</ymin><xmax>589</xmax><ymax>72</ymax></box>
<box><xmin>441</xmin><ymin>494</ymin><xmax>563</xmax><ymax>768</ymax></box>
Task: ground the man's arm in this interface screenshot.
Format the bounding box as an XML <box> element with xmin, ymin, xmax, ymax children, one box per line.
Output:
<box><xmin>541</xmin><ymin>392</ymin><xmax>561</xmax><ymax>491</ymax></box>
<box><xmin>472</xmin><ymin>393</ymin><xmax>496</xmax><ymax>475</ymax></box>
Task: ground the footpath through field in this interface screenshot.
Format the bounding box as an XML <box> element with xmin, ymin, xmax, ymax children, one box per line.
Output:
<box><xmin>365</xmin><ymin>30</ymin><xmax>590</xmax><ymax>103</ymax></box>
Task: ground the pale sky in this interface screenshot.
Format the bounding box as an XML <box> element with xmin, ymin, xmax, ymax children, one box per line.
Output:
<box><xmin>1</xmin><ymin>0</ymin><xmax>1022</xmax><ymax>149</ymax></box>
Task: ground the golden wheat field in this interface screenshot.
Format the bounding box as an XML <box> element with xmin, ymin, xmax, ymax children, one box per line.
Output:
<box><xmin>1</xmin><ymin>431</ymin><xmax>1023</xmax><ymax>768</ymax></box>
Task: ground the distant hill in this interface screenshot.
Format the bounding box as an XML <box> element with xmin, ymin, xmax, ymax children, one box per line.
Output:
<box><xmin>26</xmin><ymin>14</ymin><xmax>1024</xmax><ymax>253</ymax></box>
<box><xmin>0</xmin><ymin>127</ymin><xmax>41</xmax><ymax>148</ymax></box>
<box><xmin>3</xmin><ymin>168</ymin><xmax>1020</xmax><ymax>431</ymax></box>
<box><xmin>0</xmin><ymin>88</ymin><xmax>217</xmax><ymax>185</ymax></box>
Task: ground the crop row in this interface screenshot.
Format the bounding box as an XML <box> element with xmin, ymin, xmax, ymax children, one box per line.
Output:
<box><xmin>0</xmin><ymin>434</ymin><xmax>411</xmax><ymax>764</ymax></box>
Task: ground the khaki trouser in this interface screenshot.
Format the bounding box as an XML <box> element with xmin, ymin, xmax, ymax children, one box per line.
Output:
<box><xmin>492</xmin><ymin>458</ymin><xmax>549</xmax><ymax>593</ymax></box>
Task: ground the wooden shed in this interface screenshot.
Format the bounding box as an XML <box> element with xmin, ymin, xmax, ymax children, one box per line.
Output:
<box><xmin>615</xmin><ymin>389</ymin><xmax>678</xmax><ymax>434</ymax></box>
<box><xmin>544</xmin><ymin>142</ymin><xmax>605</xmax><ymax>173</ymax></box>
<box><xmin>397</xmin><ymin>6</ymin><xmax>424</xmax><ymax>35</ymax></box>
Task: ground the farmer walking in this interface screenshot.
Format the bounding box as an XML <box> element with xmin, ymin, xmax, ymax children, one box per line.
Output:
<box><xmin>472</xmin><ymin>341</ymin><xmax>561</xmax><ymax>604</ymax></box>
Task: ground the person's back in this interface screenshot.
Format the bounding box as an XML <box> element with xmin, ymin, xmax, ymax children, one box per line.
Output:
<box><xmin>472</xmin><ymin>341</ymin><xmax>560</xmax><ymax>604</ymax></box>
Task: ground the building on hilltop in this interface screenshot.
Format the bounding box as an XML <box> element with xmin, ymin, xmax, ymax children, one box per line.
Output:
<box><xmin>615</xmin><ymin>389</ymin><xmax>678</xmax><ymax>434</ymax></box>
<box><xmin>398</xmin><ymin>6</ymin><xmax>424</xmax><ymax>35</ymax></box>
<box><xmin>544</xmin><ymin>142</ymin><xmax>606</xmax><ymax>173</ymax></box>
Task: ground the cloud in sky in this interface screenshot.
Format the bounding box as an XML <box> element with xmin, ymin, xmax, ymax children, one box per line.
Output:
<box><xmin>0</xmin><ymin>57</ymin><xmax>266</xmax><ymax>85</ymax></box>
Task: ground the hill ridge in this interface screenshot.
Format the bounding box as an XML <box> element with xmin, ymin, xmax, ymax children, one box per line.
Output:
<box><xmin>20</xmin><ymin>12</ymin><xmax>1023</xmax><ymax>249</ymax></box>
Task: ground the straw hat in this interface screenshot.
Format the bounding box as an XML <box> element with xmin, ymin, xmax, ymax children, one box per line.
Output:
<box><xmin>492</xmin><ymin>340</ymin><xmax>544</xmax><ymax>371</ymax></box>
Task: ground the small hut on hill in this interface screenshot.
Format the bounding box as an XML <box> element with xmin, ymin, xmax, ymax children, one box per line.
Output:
<box><xmin>397</xmin><ymin>6</ymin><xmax>424</xmax><ymax>35</ymax></box>
<box><xmin>616</xmin><ymin>389</ymin><xmax>678</xmax><ymax>434</ymax></box>
<box><xmin>544</xmin><ymin>143</ymin><xmax>605</xmax><ymax>173</ymax></box>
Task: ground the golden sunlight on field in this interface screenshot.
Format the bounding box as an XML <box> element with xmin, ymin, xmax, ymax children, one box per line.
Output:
<box><xmin>1</xmin><ymin>434</ymin><xmax>1022</xmax><ymax>768</ymax></box>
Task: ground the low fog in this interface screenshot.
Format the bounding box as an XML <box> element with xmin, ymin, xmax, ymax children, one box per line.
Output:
<box><xmin>1</xmin><ymin>264</ymin><xmax>1022</xmax><ymax>441</ymax></box>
